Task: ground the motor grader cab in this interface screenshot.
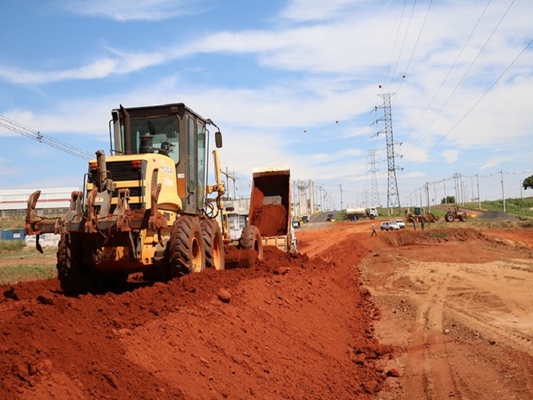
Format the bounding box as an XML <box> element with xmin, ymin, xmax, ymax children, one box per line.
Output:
<box><xmin>25</xmin><ymin>103</ymin><xmax>257</xmax><ymax>294</ymax></box>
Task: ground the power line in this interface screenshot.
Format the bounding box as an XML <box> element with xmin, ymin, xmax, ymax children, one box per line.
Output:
<box><xmin>402</xmin><ymin>0</ymin><xmax>493</xmax><ymax>143</ymax></box>
<box><xmin>392</xmin><ymin>0</ymin><xmax>434</xmax><ymax>105</ymax></box>
<box><xmin>0</xmin><ymin>115</ymin><xmax>92</xmax><ymax>160</ymax></box>
<box><xmin>416</xmin><ymin>36</ymin><xmax>532</xmax><ymax>161</ymax></box>
<box><xmin>403</xmin><ymin>0</ymin><xmax>523</xmax><ymax>168</ymax></box>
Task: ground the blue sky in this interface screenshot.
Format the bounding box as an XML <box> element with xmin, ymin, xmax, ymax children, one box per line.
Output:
<box><xmin>1</xmin><ymin>0</ymin><xmax>532</xmax><ymax>210</ymax></box>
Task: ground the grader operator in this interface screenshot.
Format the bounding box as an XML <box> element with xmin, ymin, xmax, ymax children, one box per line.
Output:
<box><xmin>25</xmin><ymin>103</ymin><xmax>261</xmax><ymax>293</ymax></box>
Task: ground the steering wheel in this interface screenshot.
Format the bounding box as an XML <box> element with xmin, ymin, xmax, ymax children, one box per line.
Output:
<box><xmin>204</xmin><ymin>201</ymin><xmax>219</xmax><ymax>219</ymax></box>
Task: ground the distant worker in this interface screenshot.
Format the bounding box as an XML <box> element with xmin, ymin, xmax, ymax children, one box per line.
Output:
<box><xmin>412</xmin><ymin>219</ymin><xmax>417</xmax><ymax>230</ymax></box>
<box><xmin>421</xmin><ymin>217</ymin><xmax>425</xmax><ymax>230</ymax></box>
<box><xmin>371</xmin><ymin>223</ymin><xmax>377</xmax><ymax>237</ymax></box>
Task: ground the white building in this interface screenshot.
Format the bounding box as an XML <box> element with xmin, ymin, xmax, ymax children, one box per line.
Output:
<box><xmin>224</xmin><ymin>199</ymin><xmax>250</xmax><ymax>241</ymax></box>
<box><xmin>0</xmin><ymin>187</ymin><xmax>77</xmax><ymax>218</ymax></box>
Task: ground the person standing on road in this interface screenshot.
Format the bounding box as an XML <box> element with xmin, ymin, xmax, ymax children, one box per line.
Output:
<box><xmin>371</xmin><ymin>223</ymin><xmax>377</xmax><ymax>237</ymax></box>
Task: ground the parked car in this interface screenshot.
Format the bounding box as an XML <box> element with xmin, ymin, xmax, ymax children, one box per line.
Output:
<box><xmin>301</xmin><ymin>215</ymin><xmax>310</xmax><ymax>223</ymax></box>
<box><xmin>292</xmin><ymin>220</ymin><xmax>301</xmax><ymax>229</ymax></box>
<box><xmin>327</xmin><ymin>213</ymin><xmax>335</xmax><ymax>222</ymax></box>
<box><xmin>380</xmin><ymin>221</ymin><xmax>400</xmax><ymax>231</ymax></box>
<box><xmin>395</xmin><ymin>219</ymin><xmax>406</xmax><ymax>229</ymax></box>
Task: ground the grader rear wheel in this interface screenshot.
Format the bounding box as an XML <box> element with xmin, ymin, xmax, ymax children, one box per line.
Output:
<box><xmin>239</xmin><ymin>225</ymin><xmax>263</xmax><ymax>261</ymax></box>
<box><xmin>167</xmin><ymin>216</ymin><xmax>205</xmax><ymax>277</ymax></box>
<box><xmin>56</xmin><ymin>233</ymin><xmax>89</xmax><ymax>295</ymax></box>
<box><xmin>200</xmin><ymin>219</ymin><xmax>225</xmax><ymax>270</ymax></box>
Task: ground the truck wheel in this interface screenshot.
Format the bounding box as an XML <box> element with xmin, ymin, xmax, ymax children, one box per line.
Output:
<box><xmin>200</xmin><ymin>219</ymin><xmax>225</xmax><ymax>270</ymax></box>
<box><xmin>369</xmin><ymin>215</ymin><xmax>375</xmax><ymax>220</ymax></box>
<box><xmin>56</xmin><ymin>233</ymin><xmax>86</xmax><ymax>295</ymax></box>
<box><xmin>445</xmin><ymin>213</ymin><xmax>455</xmax><ymax>222</ymax></box>
<box><xmin>239</xmin><ymin>225</ymin><xmax>263</xmax><ymax>261</ymax></box>
<box><xmin>167</xmin><ymin>216</ymin><xmax>205</xmax><ymax>277</ymax></box>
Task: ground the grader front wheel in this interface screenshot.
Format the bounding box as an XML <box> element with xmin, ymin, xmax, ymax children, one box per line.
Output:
<box><xmin>200</xmin><ymin>219</ymin><xmax>225</xmax><ymax>270</ymax></box>
<box><xmin>167</xmin><ymin>216</ymin><xmax>205</xmax><ymax>277</ymax></box>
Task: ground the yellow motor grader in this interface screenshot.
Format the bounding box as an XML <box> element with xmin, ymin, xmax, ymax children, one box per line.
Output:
<box><xmin>25</xmin><ymin>103</ymin><xmax>261</xmax><ymax>293</ymax></box>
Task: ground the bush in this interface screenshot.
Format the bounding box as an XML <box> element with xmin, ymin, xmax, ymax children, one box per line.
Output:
<box><xmin>0</xmin><ymin>240</ymin><xmax>27</xmax><ymax>252</ymax></box>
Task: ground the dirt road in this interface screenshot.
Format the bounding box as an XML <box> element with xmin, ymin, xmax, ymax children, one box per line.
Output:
<box><xmin>1</xmin><ymin>220</ymin><xmax>533</xmax><ymax>399</ymax></box>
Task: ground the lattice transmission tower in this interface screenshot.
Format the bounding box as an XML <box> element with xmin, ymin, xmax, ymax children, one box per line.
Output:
<box><xmin>374</xmin><ymin>93</ymin><xmax>401</xmax><ymax>212</ymax></box>
<box><xmin>367</xmin><ymin>150</ymin><xmax>380</xmax><ymax>207</ymax></box>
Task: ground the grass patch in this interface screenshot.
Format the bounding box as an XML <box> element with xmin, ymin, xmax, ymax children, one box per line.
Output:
<box><xmin>0</xmin><ymin>245</ymin><xmax>56</xmax><ymax>260</ymax></box>
<box><xmin>0</xmin><ymin>216</ymin><xmax>25</xmax><ymax>230</ymax></box>
<box><xmin>0</xmin><ymin>264</ymin><xmax>56</xmax><ymax>284</ymax></box>
<box><xmin>0</xmin><ymin>240</ymin><xmax>26</xmax><ymax>252</ymax></box>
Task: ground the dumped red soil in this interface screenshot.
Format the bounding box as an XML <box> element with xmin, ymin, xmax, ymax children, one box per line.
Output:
<box><xmin>249</xmin><ymin>204</ymin><xmax>287</xmax><ymax>236</ymax></box>
<box><xmin>2</xmin><ymin>219</ymin><xmax>533</xmax><ymax>399</ymax></box>
<box><xmin>0</xmin><ymin>242</ymin><xmax>387</xmax><ymax>399</ymax></box>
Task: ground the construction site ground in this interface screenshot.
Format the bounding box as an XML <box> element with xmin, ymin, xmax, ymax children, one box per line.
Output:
<box><xmin>2</xmin><ymin>218</ymin><xmax>533</xmax><ymax>399</ymax></box>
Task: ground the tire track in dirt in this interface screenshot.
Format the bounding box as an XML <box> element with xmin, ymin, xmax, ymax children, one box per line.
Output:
<box><xmin>441</xmin><ymin>258</ymin><xmax>533</xmax><ymax>356</ymax></box>
<box><xmin>367</xmin><ymin>240</ymin><xmax>533</xmax><ymax>398</ymax></box>
<box><xmin>402</xmin><ymin>265</ymin><xmax>458</xmax><ymax>399</ymax></box>
<box><xmin>444</xmin><ymin>258</ymin><xmax>533</xmax><ymax>352</ymax></box>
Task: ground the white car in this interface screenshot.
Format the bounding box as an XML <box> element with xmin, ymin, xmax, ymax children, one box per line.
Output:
<box><xmin>380</xmin><ymin>221</ymin><xmax>400</xmax><ymax>231</ymax></box>
<box><xmin>395</xmin><ymin>219</ymin><xmax>406</xmax><ymax>229</ymax></box>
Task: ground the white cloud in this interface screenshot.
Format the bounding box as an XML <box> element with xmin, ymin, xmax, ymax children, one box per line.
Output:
<box><xmin>280</xmin><ymin>0</ymin><xmax>370</xmax><ymax>22</ymax></box>
<box><xmin>0</xmin><ymin>59</ymin><xmax>119</xmax><ymax>84</ymax></box>
<box><xmin>56</xmin><ymin>0</ymin><xmax>211</xmax><ymax>21</ymax></box>
<box><xmin>2</xmin><ymin>0</ymin><xmax>533</xmax><ymax>200</ymax></box>
<box><xmin>441</xmin><ymin>149</ymin><xmax>459</xmax><ymax>164</ymax></box>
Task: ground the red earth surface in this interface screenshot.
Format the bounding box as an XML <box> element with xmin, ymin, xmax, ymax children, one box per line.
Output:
<box><xmin>1</xmin><ymin>217</ymin><xmax>533</xmax><ymax>399</ymax></box>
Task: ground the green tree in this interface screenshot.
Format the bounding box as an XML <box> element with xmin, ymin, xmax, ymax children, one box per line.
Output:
<box><xmin>523</xmin><ymin>175</ymin><xmax>533</xmax><ymax>190</ymax></box>
<box><xmin>441</xmin><ymin>196</ymin><xmax>455</xmax><ymax>204</ymax></box>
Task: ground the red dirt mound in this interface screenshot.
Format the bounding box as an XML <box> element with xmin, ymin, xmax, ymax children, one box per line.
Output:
<box><xmin>0</xmin><ymin>242</ymin><xmax>390</xmax><ymax>399</ymax></box>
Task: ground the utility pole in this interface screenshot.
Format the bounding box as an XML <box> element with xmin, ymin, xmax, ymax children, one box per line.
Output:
<box><xmin>453</xmin><ymin>173</ymin><xmax>459</xmax><ymax>205</ymax></box>
<box><xmin>501</xmin><ymin>170</ymin><xmax>506</xmax><ymax>213</ymax></box>
<box><xmin>220</xmin><ymin>167</ymin><xmax>236</xmax><ymax>199</ymax></box>
<box><xmin>373</xmin><ymin>93</ymin><xmax>401</xmax><ymax>215</ymax></box>
<box><xmin>339</xmin><ymin>184</ymin><xmax>343</xmax><ymax>211</ymax></box>
<box><xmin>476</xmin><ymin>174</ymin><xmax>481</xmax><ymax>210</ymax></box>
<box><xmin>309</xmin><ymin>180</ymin><xmax>315</xmax><ymax>213</ymax></box>
<box><xmin>298</xmin><ymin>180</ymin><xmax>308</xmax><ymax>215</ymax></box>
<box><xmin>316</xmin><ymin>185</ymin><xmax>323</xmax><ymax>212</ymax></box>
<box><xmin>426</xmin><ymin>182</ymin><xmax>430</xmax><ymax>212</ymax></box>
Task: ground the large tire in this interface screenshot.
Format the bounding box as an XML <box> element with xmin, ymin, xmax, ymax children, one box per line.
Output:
<box><xmin>56</xmin><ymin>233</ymin><xmax>87</xmax><ymax>295</ymax></box>
<box><xmin>239</xmin><ymin>225</ymin><xmax>263</xmax><ymax>261</ymax></box>
<box><xmin>200</xmin><ymin>219</ymin><xmax>225</xmax><ymax>270</ymax></box>
<box><xmin>445</xmin><ymin>213</ymin><xmax>455</xmax><ymax>222</ymax></box>
<box><xmin>167</xmin><ymin>216</ymin><xmax>205</xmax><ymax>277</ymax></box>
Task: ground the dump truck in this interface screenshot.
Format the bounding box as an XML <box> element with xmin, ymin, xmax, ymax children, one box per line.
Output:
<box><xmin>247</xmin><ymin>166</ymin><xmax>297</xmax><ymax>253</ymax></box>
<box><xmin>344</xmin><ymin>207</ymin><xmax>379</xmax><ymax>221</ymax></box>
<box><xmin>24</xmin><ymin>102</ymin><xmax>262</xmax><ymax>294</ymax></box>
